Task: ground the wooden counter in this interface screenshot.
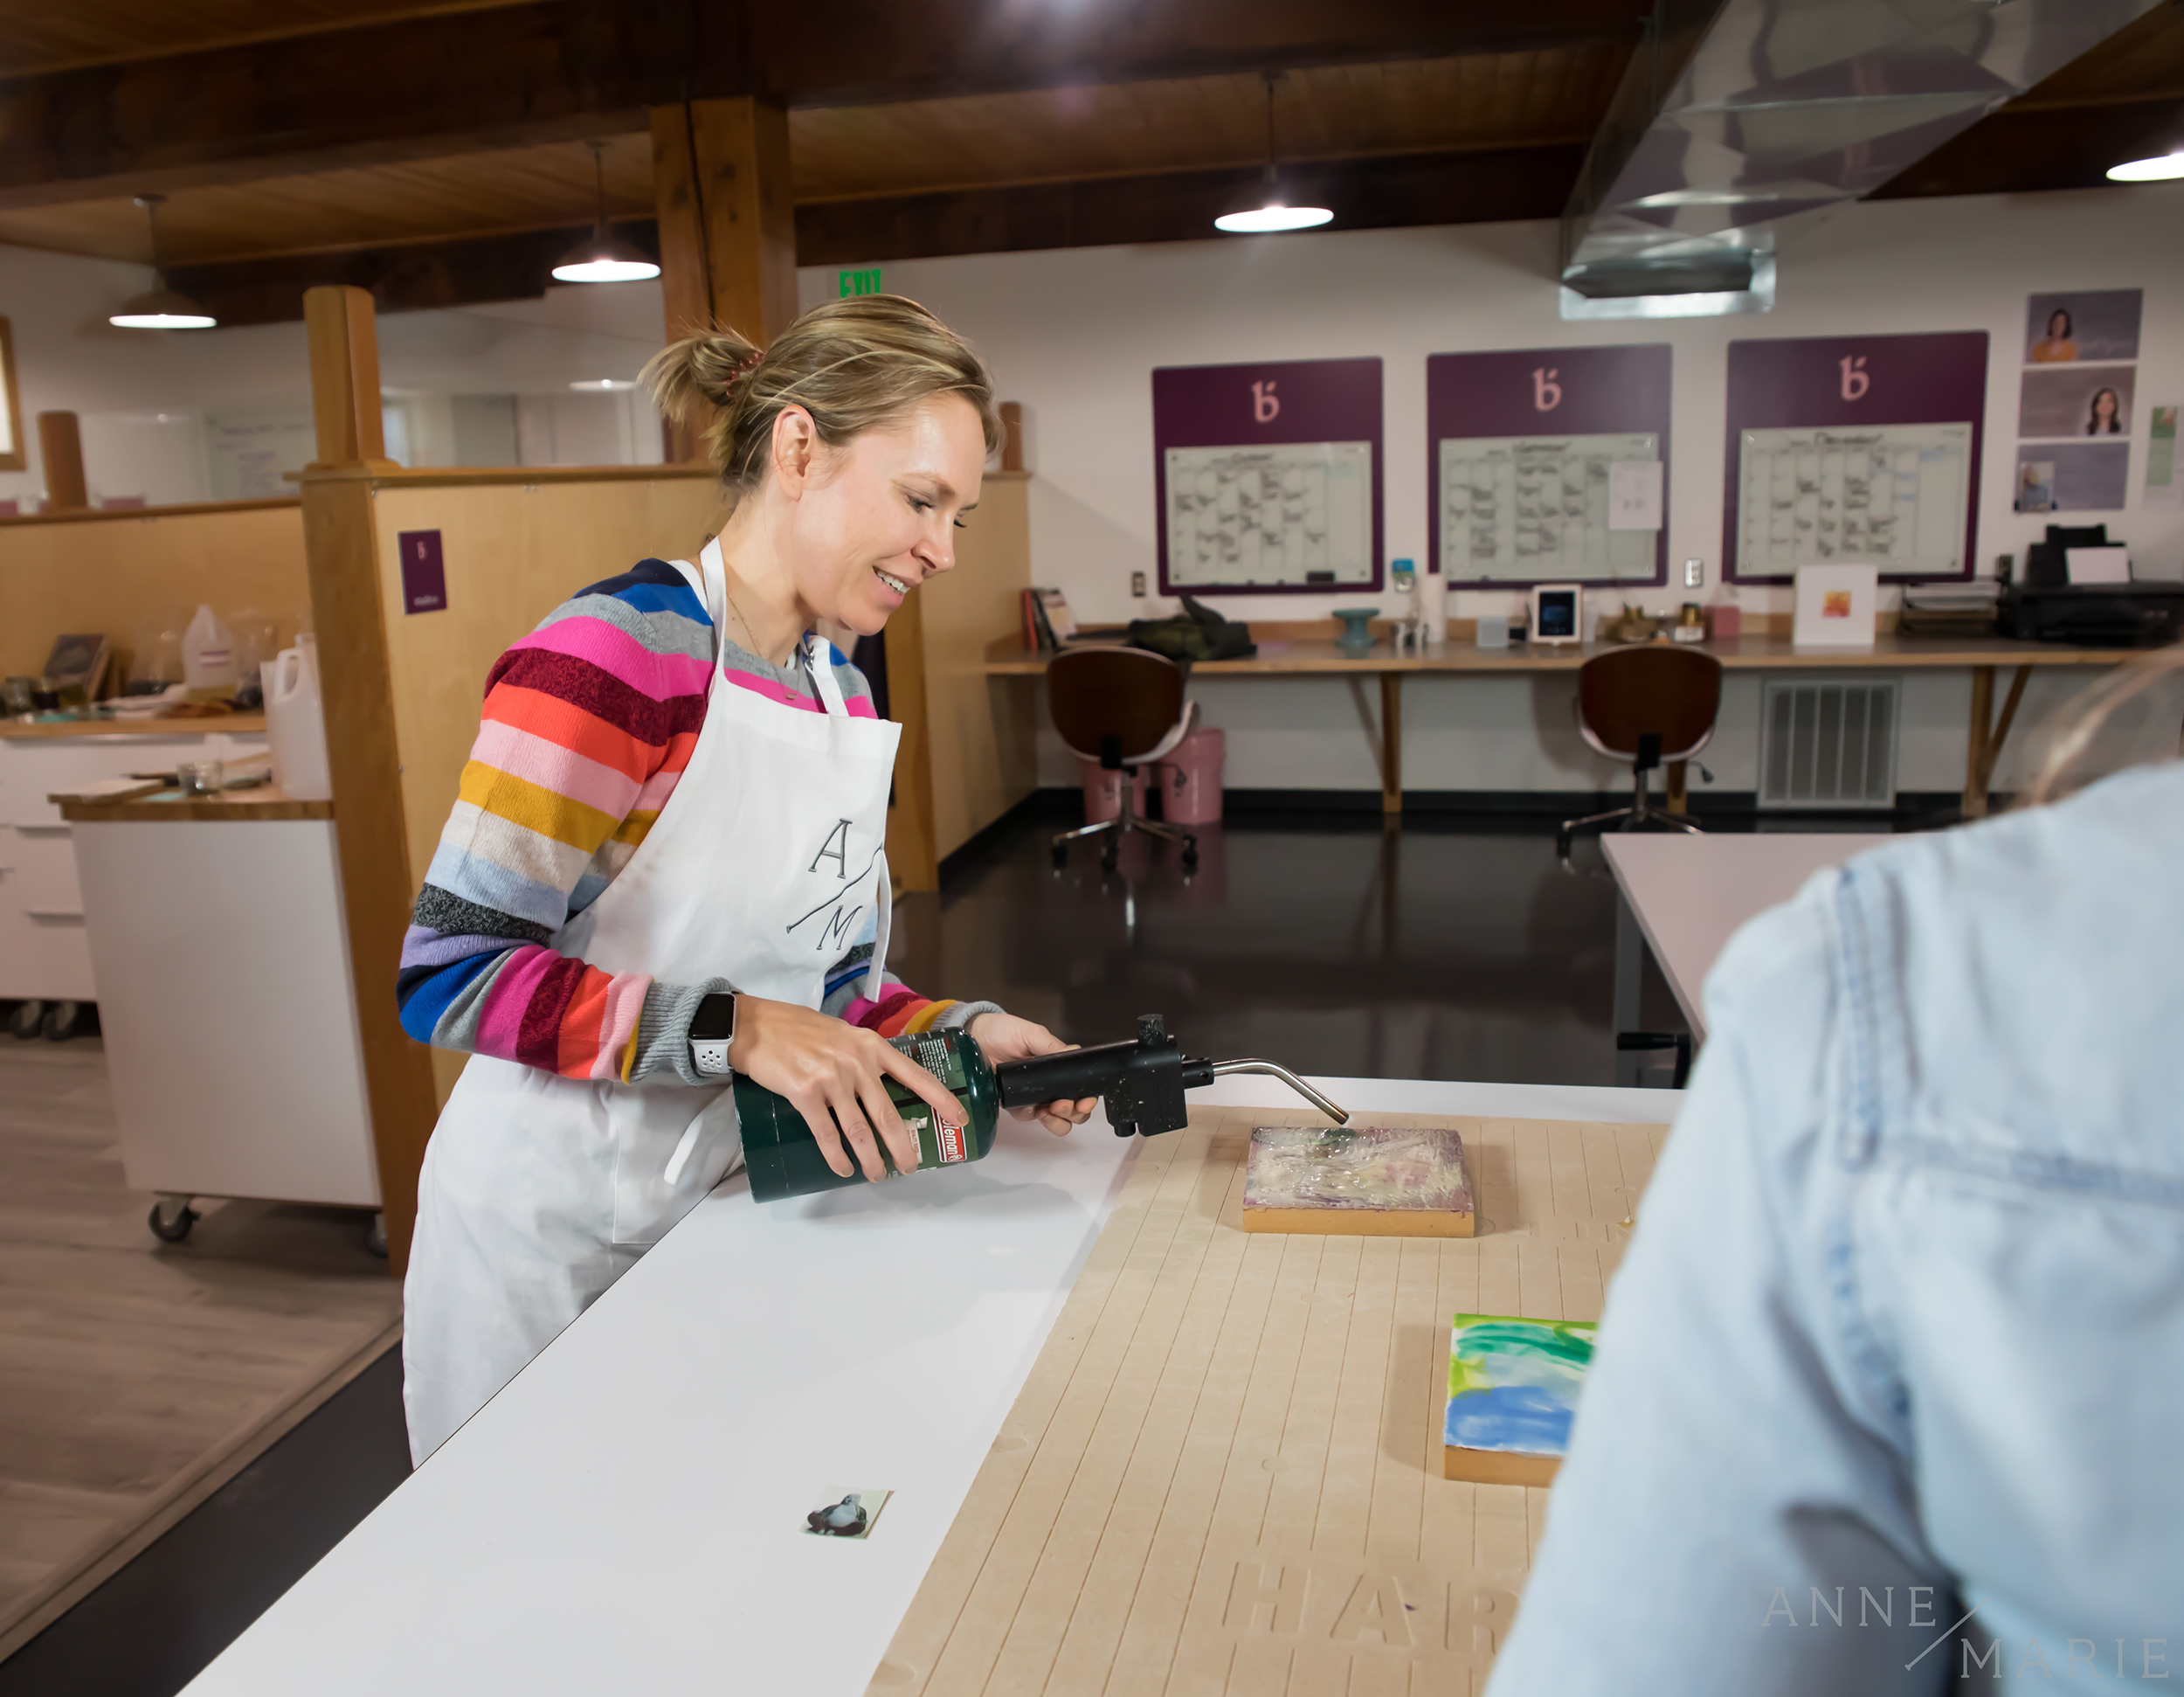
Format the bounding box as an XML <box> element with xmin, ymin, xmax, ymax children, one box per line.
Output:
<box><xmin>1</xmin><ymin>713</ymin><xmax>268</xmax><ymax>741</ymax></box>
<box><xmin>54</xmin><ymin>785</ymin><xmax>331</xmax><ymax>823</ymax></box>
<box><xmin>986</xmin><ymin>624</ymin><xmax>2137</xmax><ymax>818</ymax></box>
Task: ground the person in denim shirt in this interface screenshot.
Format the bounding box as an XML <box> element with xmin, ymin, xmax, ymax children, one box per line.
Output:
<box><xmin>1489</xmin><ymin>752</ymin><xmax>2184</xmax><ymax>1694</ymax></box>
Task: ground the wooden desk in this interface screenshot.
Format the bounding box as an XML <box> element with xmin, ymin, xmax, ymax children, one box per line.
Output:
<box><xmin>1601</xmin><ymin>834</ymin><xmax>1890</xmax><ymax>1080</ymax></box>
<box><xmin>182</xmin><ymin>1073</ymin><xmax>1673</xmax><ymax>1697</ymax></box>
<box><xmin>987</xmin><ymin>628</ymin><xmax>2124</xmax><ymax>818</ymax></box>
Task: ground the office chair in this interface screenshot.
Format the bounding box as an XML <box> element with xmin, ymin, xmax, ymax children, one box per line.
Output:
<box><xmin>1047</xmin><ymin>647</ymin><xmax>1199</xmax><ymax>874</ymax></box>
<box><xmin>1557</xmin><ymin>645</ymin><xmax>1723</xmax><ymax>863</ymax></box>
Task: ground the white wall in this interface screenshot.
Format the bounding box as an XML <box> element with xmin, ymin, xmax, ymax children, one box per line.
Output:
<box><xmin>0</xmin><ymin>244</ymin><xmax>668</xmax><ymax>507</ymax></box>
<box><xmin>799</xmin><ymin>186</ymin><xmax>2184</xmax><ymax>795</ymax></box>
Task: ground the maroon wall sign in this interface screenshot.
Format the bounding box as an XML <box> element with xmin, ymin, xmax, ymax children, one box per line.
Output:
<box><xmin>398</xmin><ymin>529</ymin><xmax>447</xmax><ymax>614</ymax></box>
<box><xmin>1724</xmin><ymin>332</ymin><xmax>1987</xmax><ymax>584</ymax></box>
<box><xmin>1426</xmin><ymin>343</ymin><xmax>1672</xmax><ymax>588</ymax></box>
<box><xmin>1152</xmin><ymin>357</ymin><xmax>1384</xmax><ymax>597</ymax></box>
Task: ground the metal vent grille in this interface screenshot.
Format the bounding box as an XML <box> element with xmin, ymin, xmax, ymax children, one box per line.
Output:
<box><xmin>1759</xmin><ymin>678</ymin><xmax>1899</xmax><ymax>809</ymax></box>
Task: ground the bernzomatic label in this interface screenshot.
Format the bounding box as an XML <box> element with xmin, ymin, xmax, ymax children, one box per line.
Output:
<box><xmin>936</xmin><ymin>1121</ymin><xmax>967</xmax><ymax>1164</ymax></box>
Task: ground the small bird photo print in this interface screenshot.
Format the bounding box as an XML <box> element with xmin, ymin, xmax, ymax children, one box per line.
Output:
<box><xmin>805</xmin><ymin>1488</ymin><xmax>891</xmax><ymax>1540</ymax></box>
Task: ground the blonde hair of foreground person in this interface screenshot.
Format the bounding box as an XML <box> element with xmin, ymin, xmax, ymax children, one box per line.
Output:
<box><xmin>2022</xmin><ymin>642</ymin><xmax>2184</xmax><ymax>806</ymax></box>
<box><xmin>639</xmin><ymin>294</ymin><xmax>1004</xmax><ymax>501</ymax></box>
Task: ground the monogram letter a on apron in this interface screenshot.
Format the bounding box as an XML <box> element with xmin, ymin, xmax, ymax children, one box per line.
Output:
<box><xmin>403</xmin><ymin>538</ymin><xmax>901</xmax><ymax>1458</ymax></box>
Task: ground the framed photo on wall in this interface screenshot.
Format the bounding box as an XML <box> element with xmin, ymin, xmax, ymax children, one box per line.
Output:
<box><xmin>0</xmin><ymin>318</ymin><xmax>24</xmax><ymax>472</ymax></box>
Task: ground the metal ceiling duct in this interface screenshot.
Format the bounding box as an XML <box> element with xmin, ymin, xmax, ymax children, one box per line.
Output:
<box><xmin>1559</xmin><ymin>0</ymin><xmax>2163</xmax><ymax>315</ymax></box>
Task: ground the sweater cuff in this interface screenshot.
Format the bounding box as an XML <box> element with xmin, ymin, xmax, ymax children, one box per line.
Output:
<box><xmin>630</xmin><ymin>976</ymin><xmax>737</xmax><ymax>1084</ymax></box>
<box><xmin>934</xmin><ymin>1000</ymin><xmax>1003</xmax><ymax>1032</ymax></box>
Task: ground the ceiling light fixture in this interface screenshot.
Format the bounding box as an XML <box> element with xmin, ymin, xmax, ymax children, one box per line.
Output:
<box><xmin>108</xmin><ymin>194</ymin><xmax>218</xmax><ymax>329</ymax></box>
<box><xmin>1214</xmin><ymin>74</ymin><xmax>1333</xmax><ymax>235</ymax></box>
<box><xmin>2107</xmin><ymin>150</ymin><xmax>2184</xmax><ymax>183</ymax></box>
<box><xmin>570</xmin><ymin>378</ymin><xmax>635</xmax><ymax>391</ymax></box>
<box><xmin>552</xmin><ymin>142</ymin><xmax>662</xmax><ymax>283</ymax></box>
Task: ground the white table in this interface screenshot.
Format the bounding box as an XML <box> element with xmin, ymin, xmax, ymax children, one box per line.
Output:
<box><xmin>183</xmin><ymin>1073</ymin><xmax>1674</xmax><ymax>1696</ymax></box>
<box><xmin>1602</xmin><ymin>833</ymin><xmax>1894</xmax><ymax>1077</ymax></box>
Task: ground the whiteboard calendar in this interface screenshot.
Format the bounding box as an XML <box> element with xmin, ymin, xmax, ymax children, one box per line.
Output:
<box><xmin>1736</xmin><ymin>423</ymin><xmax>1972</xmax><ymax>577</ymax></box>
<box><xmin>1437</xmin><ymin>433</ymin><xmax>1659</xmax><ymax>584</ymax></box>
<box><xmin>1163</xmin><ymin>440</ymin><xmax>1374</xmax><ymax>588</ymax></box>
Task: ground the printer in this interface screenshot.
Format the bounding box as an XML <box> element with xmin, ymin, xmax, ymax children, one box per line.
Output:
<box><xmin>2001</xmin><ymin>525</ymin><xmax>2184</xmax><ymax>647</ymax></box>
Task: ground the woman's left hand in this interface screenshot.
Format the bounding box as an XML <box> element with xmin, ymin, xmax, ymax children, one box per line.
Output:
<box><xmin>965</xmin><ymin>1013</ymin><xmax>1097</xmax><ymax>1136</ymax></box>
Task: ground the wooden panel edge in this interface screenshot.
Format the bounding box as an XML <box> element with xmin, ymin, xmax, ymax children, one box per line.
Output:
<box><xmin>1240</xmin><ymin>1206</ymin><xmax>1475</xmax><ymax>1237</ymax></box>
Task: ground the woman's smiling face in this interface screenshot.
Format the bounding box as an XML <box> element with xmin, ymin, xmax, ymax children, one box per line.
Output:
<box><xmin>783</xmin><ymin>395</ymin><xmax>989</xmax><ymax>637</ymax></box>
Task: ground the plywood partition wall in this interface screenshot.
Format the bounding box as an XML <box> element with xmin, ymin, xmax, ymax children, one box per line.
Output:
<box><xmin>301</xmin><ymin>461</ymin><xmax>722</xmax><ymax>1270</ymax></box>
<box><xmin>885</xmin><ymin>469</ymin><xmax>1038</xmax><ymax>890</ymax></box>
<box><xmin>0</xmin><ymin>500</ymin><xmax>308</xmax><ymax>679</ymax></box>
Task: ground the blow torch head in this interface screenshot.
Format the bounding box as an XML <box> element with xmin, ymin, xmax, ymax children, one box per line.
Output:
<box><xmin>993</xmin><ymin>1013</ymin><xmax>1349</xmax><ymax>1138</ymax></box>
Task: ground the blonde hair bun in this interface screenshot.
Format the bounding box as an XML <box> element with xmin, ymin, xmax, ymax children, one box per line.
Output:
<box><xmin>639</xmin><ymin>295</ymin><xmax>1001</xmax><ymax>499</ymax></box>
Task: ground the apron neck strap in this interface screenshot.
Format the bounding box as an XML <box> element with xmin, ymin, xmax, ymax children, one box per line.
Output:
<box><xmin>700</xmin><ymin>537</ymin><xmax>850</xmax><ymax>721</ymax></box>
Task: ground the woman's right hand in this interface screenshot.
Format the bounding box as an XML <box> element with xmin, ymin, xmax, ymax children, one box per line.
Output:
<box><xmin>725</xmin><ymin>996</ymin><xmax>967</xmax><ymax>1182</ymax></box>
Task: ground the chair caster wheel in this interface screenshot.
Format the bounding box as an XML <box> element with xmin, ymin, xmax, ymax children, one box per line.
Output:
<box><xmin>9</xmin><ymin>1000</ymin><xmax>43</xmax><ymax>1041</ymax></box>
<box><xmin>364</xmin><ymin>1212</ymin><xmax>388</xmax><ymax>1257</ymax></box>
<box><xmin>1099</xmin><ymin>848</ymin><xmax>1118</xmax><ymax>874</ymax></box>
<box><xmin>149</xmin><ymin>1196</ymin><xmax>198</xmax><ymax>1243</ymax></box>
<box><xmin>1181</xmin><ymin>842</ymin><xmax>1199</xmax><ymax>871</ymax></box>
<box><xmin>42</xmin><ymin>1000</ymin><xmax>85</xmax><ymax>1042</ymax></box>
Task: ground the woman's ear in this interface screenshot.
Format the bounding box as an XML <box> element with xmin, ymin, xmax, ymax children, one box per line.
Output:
<box><xmin>771</xmin><ymin>405</ymin><xmax>819</xmax><ymax>497</ymax></box>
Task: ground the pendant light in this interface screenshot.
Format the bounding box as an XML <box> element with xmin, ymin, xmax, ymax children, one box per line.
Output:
<box><xmin>1215</xmin><ymin>75</ymin><xmax>1333</xmax><ymax>234</ymax></box>
<box><xmin>108</xmin><ymin>194</ymin><xmax>217</xmax><ymax>329</ymax></box>
<box><xmin>552</xmin><ymin>142</ymin><xmax>661</xmax><ymax>283</ymax></box>
<box><xmin>2108</xmin><ymin>149</ymin><xmax>2184</xmax><ymax>182</ymax></box>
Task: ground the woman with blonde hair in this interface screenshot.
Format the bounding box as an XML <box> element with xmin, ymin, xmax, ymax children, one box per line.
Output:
<box><xmin>1489</xmin><ymin>653</ymin><xmax>2184</xmax><ymax>1693</ymax></box>
<box><xmin>397</xmin><ymin>296</ymin><xmax>1094</xmax><ymax>1460</ymax></box>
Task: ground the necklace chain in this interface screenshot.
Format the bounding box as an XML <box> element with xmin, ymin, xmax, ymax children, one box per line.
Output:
<box><xmin>717</xmin><ymin>565</ymin><xmax>799</xmax><ymax>686</ymax></box>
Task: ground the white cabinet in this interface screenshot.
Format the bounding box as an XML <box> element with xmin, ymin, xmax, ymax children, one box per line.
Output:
<box><xmin>0</xmin><ymin>731</ymin><xmax>268</xmax><ymax>1001</ymax></box>
<box><xmin>70</xmin><ymin>813</ymin><xmax>379</xmax><ymax>1209</ymax></box>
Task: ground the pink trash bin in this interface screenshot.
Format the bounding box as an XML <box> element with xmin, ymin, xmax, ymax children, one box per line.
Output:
<box><xmin>1156</xmin><ymin>727</ymin><xmax>1226</xmax><ymax>825</ymax></box>
<box><xmin>1080</xmin><ymin>759</ymin><xmax>1151</xmax><ymax>824</ymax></box>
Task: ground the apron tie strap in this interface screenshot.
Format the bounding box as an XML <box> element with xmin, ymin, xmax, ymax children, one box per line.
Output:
<box><xmin>864</xmin><ymin>849</ymin><xmax>893</xmax><ymax>1003</ymax></box>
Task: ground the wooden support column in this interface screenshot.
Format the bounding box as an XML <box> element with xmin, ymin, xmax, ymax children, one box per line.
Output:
<box><xmin>884</xmin><ymin>585</ymin><xmax>939</xmax><ymax>893</ymax></box>
<box><xmin>1963</xmin><ymin>662</ymin><xmax>2033</xmax><ymax>818</ymax></box>
<box><xmin>304</xmin><ymin>286</ymin><xmax>396</xmax><ymax>470</ymax></box>
<box><xmin>649</xmin><ymin>97</ymin><xmax>797</xmax><ymax>345</ymax></box>
<box><xmin>1665</xmin><ymin>759</ymin><xmax>1690</xmax><ymax>814</ymax></box>
<box><xmin>648</xmin><ymin>98</ymin><xmax>798</xmax><ymax>462</ymax></box>
<box><xmin>37</xmin><ymin>412</ymin><xmax>86</xmax><ymax>510</ymax></box>
<box><xmin>299</xmin><ymin>283</ymin><xmax>432</xmax><ymax>1274</ymax></box>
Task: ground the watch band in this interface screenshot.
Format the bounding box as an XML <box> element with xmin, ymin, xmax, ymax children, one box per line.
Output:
<box><xmin>689</xmin><ymin>992</ymin><xmax>736</xmax><ymax>1078</ymax></box>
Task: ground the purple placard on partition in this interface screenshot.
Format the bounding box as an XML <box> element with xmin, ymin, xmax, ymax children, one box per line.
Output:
<box><xmin>398</xmin><ymin>529</ymin><xmax>447</xmax><ymax>613</ymax></box>
<box><xmin>1426</xmin><ymin>344</ymin><xmax>1671</xmax><ymax>589</ymax></box>
<box><xmin>1724</xmin><ymin>332</ymin><xmax>1987</xmax><ymax>584</ymax></box>
<box><xmin>1152</xmin><ymin>357</ymin><xmax>1383</xmax><ymax>597</ymax></box>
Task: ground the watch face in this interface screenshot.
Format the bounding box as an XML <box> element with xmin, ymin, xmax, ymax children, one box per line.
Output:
<box><xmin>692</xmin><ymin>1038</ymin><xmax>733</xmax><ymax>1077</ymax></box>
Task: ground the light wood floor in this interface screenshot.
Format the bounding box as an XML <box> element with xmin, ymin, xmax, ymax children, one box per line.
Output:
<box><xmin>0</xmin><ymin>1036</ymin><xmax>402</xmax><ymax>1655</ymax></box>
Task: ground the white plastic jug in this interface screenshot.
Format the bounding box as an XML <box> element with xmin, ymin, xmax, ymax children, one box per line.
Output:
<box><xmin>262</xmin><ymin>637</ymin><xmax>332</xmax><ymax>801</ymax></box>
<box><xmin>183</xmin><ymin>604</ymin><xmax>239</xmax><ymax>693</ymax></box>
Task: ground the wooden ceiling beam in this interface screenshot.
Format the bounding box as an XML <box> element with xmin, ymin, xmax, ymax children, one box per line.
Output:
<box><xmin>163</xmin><ymin>221</ymin><xmax>649</xmax><ymax>326</ymax></box>
<box><xmin>160</xmin><ymin>142</ymin><xmax>1585</xmax><ymax>322</ymax></box>
<box><xmin>0</xmin><ymin>0</ymin><xmax>1647</xmax><ymax>210</ymax></box>
<box><xmin>1870</xmin><ymin>94</ymin><xmax>2184</xmax><ymax>199</ymax></box>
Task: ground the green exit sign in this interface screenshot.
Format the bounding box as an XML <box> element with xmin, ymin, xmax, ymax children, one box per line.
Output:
<box><xmin>837</xmin><ymin>267</ymin><xmax>883</xmax><ymax>298</ymax></box>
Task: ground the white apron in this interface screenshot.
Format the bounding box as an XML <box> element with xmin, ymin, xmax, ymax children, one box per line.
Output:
<box><xmin>402</xmin><ymin>539</ymin><xmax>900</xmax><ymax>1461</ymax></box>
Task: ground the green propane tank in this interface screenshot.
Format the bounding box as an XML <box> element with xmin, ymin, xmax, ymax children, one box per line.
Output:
<box><xmin>736</xmin><ymin>1027</ymin><xmax>1002</xmax><ymax>1203</ymax></box>
<box><xmin>736</xmin><ymin>1014</ymin><xmax>1350</xmax><ymax>1204</ymax></box>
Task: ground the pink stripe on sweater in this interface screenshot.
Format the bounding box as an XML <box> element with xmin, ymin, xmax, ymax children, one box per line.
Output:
<box><xmin>510</xmin><ymin>614</ymin><xmax>715</xmax><ymax>701</ymax></box>
<box><xmin>473</xmin><ymin>945</ymin><xmax>559</xmax><ymax>1057</ymax></box>
<box><xmin>594</xmin><ymin>972</ymin><xmax>651</xmax><ymax>1080</ymax></box>
<box><xmin>469</xmin><ymin>718</ymin><xmax>643</xmax><ymax>819</ymax></box>
<box><xmin>718</xmin><ymin>667</ymin><xmax>826</xmax><ymax>713</ymax></box>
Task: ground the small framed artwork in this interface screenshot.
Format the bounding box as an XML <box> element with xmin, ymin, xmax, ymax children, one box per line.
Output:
<box><xmin>1792</xmin><ymin>563</ymin><xmax>1879</xmax><ymax>648</ymax></box>
<box><xmin>1531</xmin><ymin>583</ymin><xmax>1584</xmax><ymax>646</ymax></box>
<box><xmin>0</xmin><ymin>318</ymin><xmax>24</xmax><ymax>473</ymax></box>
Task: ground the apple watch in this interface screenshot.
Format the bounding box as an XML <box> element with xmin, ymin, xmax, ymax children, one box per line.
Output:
<box><xmin>689</xmin><ymin>992</ymin><xmax>737</xmax><ymax>1078</ymax></box>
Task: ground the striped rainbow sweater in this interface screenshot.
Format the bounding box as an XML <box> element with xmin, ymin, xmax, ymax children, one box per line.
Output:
<box><xmin>397</xmin><ymin>557</ymin><xmax>995</xmax><ymax>1084</ymax></box>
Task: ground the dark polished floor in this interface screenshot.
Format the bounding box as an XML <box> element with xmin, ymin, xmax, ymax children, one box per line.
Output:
<box><xmin>4</xmin><ymin>798</ymin><xmax>1918</xmax><ymax>1694</ymax></box>
<box><xmin>895</xmin><ymin>800</ymin><xmax>1707</xmax><ymax>1087</ymax></box>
